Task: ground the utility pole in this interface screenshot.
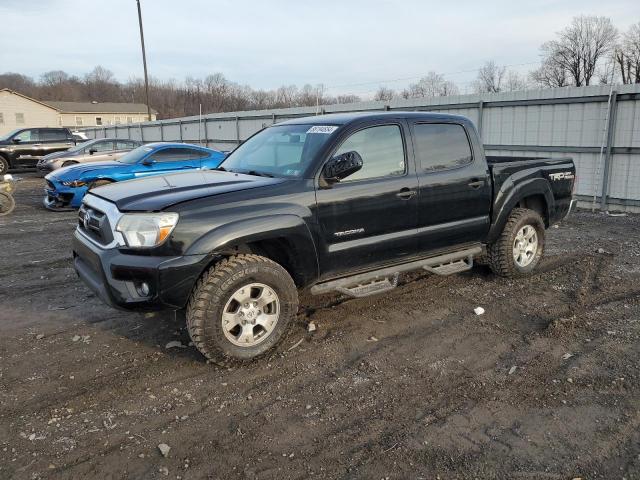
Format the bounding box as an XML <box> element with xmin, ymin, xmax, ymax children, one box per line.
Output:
<box><xmin>136</xmin><ymin>0</ymin><xmax>152</xmax><ymax>122</ymax></box>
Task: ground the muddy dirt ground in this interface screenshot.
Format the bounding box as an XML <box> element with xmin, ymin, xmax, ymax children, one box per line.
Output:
<box><xmin>1</xmin><ymin>173</ymin><xmax>639</xmax><ymax>480</ymax></box>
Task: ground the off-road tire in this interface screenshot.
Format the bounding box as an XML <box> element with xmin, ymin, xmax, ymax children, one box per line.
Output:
<box><xmin>0</xmin><ymin>156</ymin><xmax>9</xmax><ymax>176</ymax></box>
<box><xmin>89</xmin><ymin>179</ymin><xmax>113</xmax><ymax>190</ymax></box>
<box><xmin>186</xmin><ymin>254</ymin><xmax>298</xmax><ymax>365</ymax></box>
<box><xmin>0</xmin><ymin>192</ymin><xmax>15</xmax><ymax>216</ymax></box>
<box><xmin>487</xmin><ymin>207</ymin><xmax>545</xmax><ymax>278</ymax></box>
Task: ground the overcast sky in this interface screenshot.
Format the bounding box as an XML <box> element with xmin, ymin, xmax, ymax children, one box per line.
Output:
<box><xmin>1</xmin><ymin>0</ymin><xmax>638</xmax><ymax>97</ymax></box>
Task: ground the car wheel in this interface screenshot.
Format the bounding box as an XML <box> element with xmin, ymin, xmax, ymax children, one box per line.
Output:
<box><xmin>0</xmin><ymin>156</ymin><xmax>9</xmax><ymax>175</ymax></box>
<box><xmin>487</xmin><ymin>207</ymin><xmax>545</xmax><ymax>278</ymax></box>
<box><xmin>186</xmin><ymin>254</ymin><xmax>298</xmax><ymax>364</ymax></box>
<box><xmin>89</xmin><ymin>179</ymin><xmax>113</xmax><ymax>190</ymax></box>
<box><xmin>62</xmin><ymin>160</ymin><xmax>78</xmax><ymax>168</ymax></box>
<box><xmin>0</xmin><ymin>192</ymin><xmax>16</xmax><ymax>216</ymax></box>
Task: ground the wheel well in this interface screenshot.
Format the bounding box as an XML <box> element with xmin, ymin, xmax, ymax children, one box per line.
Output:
<box><xmin>518</xmin><ymin>194</ymin><xmax>548</xmax><ymax>226</ymax></box>
<box><xmin>246</xmin><ymin>238</ymin><xmax>305</xmax><ymax>287</ymax></box>
<box><xmin>0</xmin><ymin>152</ymin><xmax>10</xmax><ymax>166</ymax></box>
<box><xmin>199</xmin><ymin>238</ymin><xmax>309</xmax><ymax>289</ymax></box>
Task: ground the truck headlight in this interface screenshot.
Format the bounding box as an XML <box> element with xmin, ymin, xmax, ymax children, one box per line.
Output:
<box><xmin>116</xmin><ymin>213</ymin><xmax>179</xmax><ymax>248</ymax></box>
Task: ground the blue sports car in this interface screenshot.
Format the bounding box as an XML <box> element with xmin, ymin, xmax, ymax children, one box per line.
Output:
<box><xmin>44</xmin><ymin>142</ymin><xmax>225</xmax><ymax>210</ymax></box>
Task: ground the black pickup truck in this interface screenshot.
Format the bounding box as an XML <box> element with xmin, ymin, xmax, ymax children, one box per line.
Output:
<box><xmin>72</xmin><ymin>112</ymin><xmax>576</xmax><ymax>363</ymax></box>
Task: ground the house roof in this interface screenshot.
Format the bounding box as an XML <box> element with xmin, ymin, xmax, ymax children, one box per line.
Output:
<box><xmin>43</xmin><ymin>101</ymin><xmax>157</xmax><ymax>115</ymax></box>
<box><xmin>0</xmin><ymin>89</ymin><xmax>156</xmax><ymax>115</ymax></box>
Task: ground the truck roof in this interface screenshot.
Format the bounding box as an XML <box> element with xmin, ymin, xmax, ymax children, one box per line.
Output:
<box><xmin>277</xmin><ymin>111</ymin><xmax>472</xmax><ymax>126</ymax></box>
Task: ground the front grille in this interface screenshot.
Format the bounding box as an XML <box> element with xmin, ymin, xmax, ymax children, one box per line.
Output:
<box><xmin>78</xmin><ymin>205</ymin><xmax>114</xmax><ymax>246</ymax></box>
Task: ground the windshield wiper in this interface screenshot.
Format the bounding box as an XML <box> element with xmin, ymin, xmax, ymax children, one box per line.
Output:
<box><xmin>245</xmin><ymin>170</ymin><xmax>274</xmax><ymax>178</ymax></box>
<box><xmin>214</xmin><ymin>166</ymin><xmax>227</xmax><ymax>172</ymax></box>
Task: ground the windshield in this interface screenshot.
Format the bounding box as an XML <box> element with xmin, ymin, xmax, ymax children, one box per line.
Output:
<box><xmin>117</xmin><ymin>145</ymin><xmax>154</xmax><ymax>164</ymax></box>
<box><xmin>220</xmin><ymin>124</ymin><xmax>338</xmax><ymax>178</ymax></box>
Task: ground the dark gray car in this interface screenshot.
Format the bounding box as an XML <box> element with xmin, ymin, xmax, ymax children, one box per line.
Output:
<box><xmin>37</xmin><ymin>138</ymin><xmax>142</xmax><ymax>174</ymax></box>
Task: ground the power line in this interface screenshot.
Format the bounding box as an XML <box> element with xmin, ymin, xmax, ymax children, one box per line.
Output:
<box><xmin>323</xmin><ymin>60</ymin><xmax>542</xmax><ymax>91</ymax></box>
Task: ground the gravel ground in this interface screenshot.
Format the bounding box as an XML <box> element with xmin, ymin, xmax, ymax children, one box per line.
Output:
<box><xmin>1</xmin><ymin>173</ymin><xmax>640</xmax><ymax>480</ymax></box>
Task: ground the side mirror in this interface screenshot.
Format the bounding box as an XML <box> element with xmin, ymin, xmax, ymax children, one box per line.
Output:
<box><xmin>142</xmin><ymin>157</ymin><xmax>154</xmax><ymax>166</ymax></box>
<box><xmin>88</xmin><ymin>148</ymin><xmax>97</xmax><ymax>155</ymax></box>
<box><xmin>12</xmin><ymin>138</ymin><xmax>21</xmax><ymax>144</ymax></box>
<box><xmin>322</xmin><ymin>151</ymin><xmax>363</xmax><ymax>185</ymax></box>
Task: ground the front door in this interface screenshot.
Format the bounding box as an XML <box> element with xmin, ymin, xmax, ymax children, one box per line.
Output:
<box><xmin>315</xmin><ymin>122</ymin><xmax>419</xmax><ymax>279</ymax></box>
<box><xmin>11</xmin><ymin>129</ymin><xmax>41</xmax><ymax>167</ymax></box>
<box><xmin>410</xmin><ymin>121</ymin><xmax>492</xmax><ymax>252</ymax></box>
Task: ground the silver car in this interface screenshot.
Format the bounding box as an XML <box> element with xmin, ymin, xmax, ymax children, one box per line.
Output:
<box><xmin>37</xmin><ymin>138</ymin><xmax>142</xmax><ymax>174</ymax></box>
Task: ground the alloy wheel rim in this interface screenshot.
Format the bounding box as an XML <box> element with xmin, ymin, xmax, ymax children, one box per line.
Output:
<box><xmin>513</xmin><ymin>225</ymin><xmax>538</xmax><ymax>267</ymax></box>
<box><xmin>222</xmin><ymin>283</ymin><xmax>280</xmax><ymax>347</ymax></box>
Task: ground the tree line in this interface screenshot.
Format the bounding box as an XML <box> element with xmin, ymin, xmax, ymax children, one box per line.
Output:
<box><xmin>0</xmin><ymin>16</ymin><xmax>638</xmax><ymax>118</ymax></box>
<box><xmin>375</xmin><ymin>17</ymin><xmax>639</xmax><ymax>101</ymax></box>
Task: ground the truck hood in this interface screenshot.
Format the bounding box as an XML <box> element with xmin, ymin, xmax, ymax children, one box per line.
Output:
<box><xmin>89</xmin><ymin>170</ymin><xmax>287</xmax><ymax>211</ymax></box>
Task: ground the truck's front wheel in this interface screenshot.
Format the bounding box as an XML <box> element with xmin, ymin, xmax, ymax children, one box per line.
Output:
<box><xmin>487</xmin><ymin>208</ymin><xmax>545</xmax><ymax>278</ymax></box>
<box><xmin>186</xmin><ymin>254</ymin><xmax>298</xmax><ymax>364</ymax></box>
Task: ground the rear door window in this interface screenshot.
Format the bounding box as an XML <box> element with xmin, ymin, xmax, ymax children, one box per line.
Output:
<box><xmin>413</xmin><ymin>123</ymin><xmax>473</xmax><ymax>172</ymax></box>
<box><xmin>40</xmin><ymin>129</ymin><xmax>69</xmax><ymax>142</ymax></box>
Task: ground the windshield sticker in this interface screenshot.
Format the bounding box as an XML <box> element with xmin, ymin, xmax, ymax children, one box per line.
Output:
<box><xmin>307</xmin><ymin>126</ymin><xmax>338</xmax><ymax>134</ymax></box>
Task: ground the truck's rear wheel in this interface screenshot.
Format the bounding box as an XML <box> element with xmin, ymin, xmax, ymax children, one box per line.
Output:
<box><xmin>186</xmin><ymin>254</ymin><xmax>298</xmax><ymax>364</ymax></box>
<box><xmin>487</xmin><ymin>207</ymin><xmax>545</xmax><ymax>278</ymax></box>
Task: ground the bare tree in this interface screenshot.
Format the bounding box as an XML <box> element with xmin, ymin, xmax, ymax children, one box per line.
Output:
<box><xmin>336</xmin><ymin>94</ymin><xmax>361</xmax><ymax>104</ymax></box>
<box><xmin>615</xmin><ymin>22</ymin><xmax>640</xmax><ymax>84</ymax></box>
<box><xmin>402</xmin><ymin>71</ymin><xmax>458</xmax><ymax>98</ymax></box>
<box><xmin>504</xmin><ymin>71</ymin><xmax>529</xmax><ymax>91</ymax></box>
<box><xmin>0</xmin><ymin>73</ymin><xmax>37</xmax><ymax>96</ymax></box>
<box><xmin>530</xmin><ymin>56</ymin><xmax>569</xmax><ymax>88</ymax></box>
<box><xmin>374</xmin><ymin>86</ymin><xmax>395</xmax><ymax>101</ymax></box>
<box><xmin>539</xmin><ymin>16</ymin><xmax>618</xmax><ymax>87</ymax></box>
<box><xmin>474</xmin><ymin>61</ymin><xmax>506</xmax><ymax>93</ymax></box>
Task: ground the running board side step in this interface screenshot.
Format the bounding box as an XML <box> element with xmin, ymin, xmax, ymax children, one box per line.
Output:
<box><xmin>310</xmin><ymin>246</ymin><xmax>482</xmax><ymax>298</ymax></box>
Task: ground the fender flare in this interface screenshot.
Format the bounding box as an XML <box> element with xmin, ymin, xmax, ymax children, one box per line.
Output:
<box><xmin>186</xmin><ymin>214</ymin><xmax>319</xmax><ymax>284</ymax></box>
<box><xmin>487</xmin><ymin>177</ymin><xmax>553</xmax><ymax>243</ymax></box>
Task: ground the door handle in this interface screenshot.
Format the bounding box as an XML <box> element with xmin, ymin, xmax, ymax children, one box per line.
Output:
<box><xmin>396</xmin><ymin>188</ymin><xmax>417</xmax><ymax>200</ymax></box>
<box><xmin>33</xmin><ymin>143</ymin><xmax>42</xmax><ymax>146</ymax></box>
<box><xmin>468</xmin><ymin>179</ymin><xmax>485</xmax><ymax>189</ymax></box>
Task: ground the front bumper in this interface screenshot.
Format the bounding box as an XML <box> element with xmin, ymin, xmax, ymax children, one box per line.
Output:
<box><xmin>72</xmin><ymin>230</ymin><xmax>211</xmax><ymax>311</ymax></box>
<box><xmin>37</xmin><ymin>162</ymin><xmax>56</xmax><ymax>174</ymax></box>
<box><xmin>43</xmin><ymin>179</ymin><xmax>88</xmax><ymax>210</ymax></box>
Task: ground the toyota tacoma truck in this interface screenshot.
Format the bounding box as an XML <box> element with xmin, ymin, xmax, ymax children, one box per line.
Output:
<box><xmin>72</xmin><ymin>112</ymin><xmax>576</xmax><ymax>363</ymax></box>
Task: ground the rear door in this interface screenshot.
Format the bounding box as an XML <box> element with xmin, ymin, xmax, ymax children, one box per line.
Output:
<box><xmin>132</xmin><ymin>147</ymin><xmax>199</xmax><ymax>178</ymax></box>
<box><xmin>39</xmin><ymin>129</ymin><xmax>74</xmax><ymax>158</ymax></box>
<box><xmin>315</xmin><ymin>121</ymin><xmax>419</xmax><ymax>278</ymax></box>
<box><xmin>410</xmin><ymin>121</ymin><xmax>491</xmax><ymax>252</ymax></box>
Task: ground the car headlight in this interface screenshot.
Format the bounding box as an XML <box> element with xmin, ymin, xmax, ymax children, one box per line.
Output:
<box><xmin>61</xmin><ymin>180</ymin><xmax>87</xmax><ymax>187</ymax></box>
<box><xmin>116</xmin><ymin>213</ymin><xmax>179</xmax><ymax>248</ymax></box>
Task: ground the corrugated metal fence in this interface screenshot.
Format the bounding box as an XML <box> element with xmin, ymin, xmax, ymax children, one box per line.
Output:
<box><xmin>82</xmin><ymin>84</ymin><xmax>640</xmax><ymax>211</ymax></box>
